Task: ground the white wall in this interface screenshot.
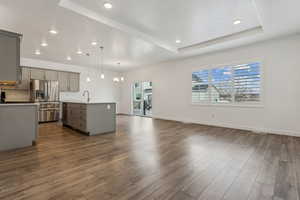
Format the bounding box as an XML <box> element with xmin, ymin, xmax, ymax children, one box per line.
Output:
<box><xmin>120</xmin><ymin>34</ymin><xmax>300</xmax><ymax>136</ymax></box>
<box><xmin>21</xmin><ymin>58</ymin><xmax>121</xmax><ymax>113</ymax></box>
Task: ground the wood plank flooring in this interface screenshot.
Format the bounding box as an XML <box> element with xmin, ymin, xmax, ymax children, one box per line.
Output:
<box><xmin>0</xmin><ymin>115</ymin><xmax>300</xmax><ymax>200</ymax></box>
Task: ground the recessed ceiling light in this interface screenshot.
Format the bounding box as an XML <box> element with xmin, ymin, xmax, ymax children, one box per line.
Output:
<box><xmin>77</xmin><ymin>50</ymin><xmax>83</xmax><ymax>55</ymax></box>
<box><xmin>104</xmin><ymin>2</ymin><xmax>113</xmax><ymax>9</ymax></box>
<box><xmin>175</xmin><ymin>40</ymin><xmax>181</xmax><ymax>44</ymax></box>
<box><xmin>49</xmin><ymin>29</ymin><xmax>58</xmax><ymax>35</ymax></box>
<box><xmin>233</xmin><ymin>20</ymin><xmax>241</xmax><ymax>25</ymax></box>
<box><xmin>67</xmin><ymin>56</ymin><xmax>72</xmax><ymax>61</ymax></box>
<box><xmin>41</xmin><ymin>42</ymin><xmax>48</xmax><ymax>47</ymax></box>
<box><xmin>35</xmin><ymin>50</ymin><xmax>41</xmax><ymax>55</ymax></box>
<box><xmin>91</xmin><ymin>41</ymin><xmax>98</xmax><ymax>46</ymax></box>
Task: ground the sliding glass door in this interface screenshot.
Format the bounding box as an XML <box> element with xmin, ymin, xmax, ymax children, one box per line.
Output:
<box><xmin>132</xmin><ymin>81</ymin><xmax>152</xmax><ymax>117</ymax></box>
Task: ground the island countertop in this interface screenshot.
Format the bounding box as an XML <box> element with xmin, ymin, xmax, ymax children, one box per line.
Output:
<box><xmin>61</xmin><ymin>100</ymin><xmax>116</xmax><ymax>104</ymax></box>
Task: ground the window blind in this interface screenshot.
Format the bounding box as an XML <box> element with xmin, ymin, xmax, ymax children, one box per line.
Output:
<box><xmin>192</xmin><ymin>70</ymin><xmax>210</xmax><ymax>103</ymax></box>
<box><xmin>192</xmin><ymin>62</ymin><xmax>261</xmax><ymax>105</ymax></box>
<box><xmin>233</xmin><ymin>62</ymin><xmax>261</xmax><ymax>102</ymax></box>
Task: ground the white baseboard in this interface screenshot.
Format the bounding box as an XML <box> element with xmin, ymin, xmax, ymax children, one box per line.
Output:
<box><xmin>151</xmin><ymin>115</ymin><xmax>300</xmax><ymax>138</ymax></box>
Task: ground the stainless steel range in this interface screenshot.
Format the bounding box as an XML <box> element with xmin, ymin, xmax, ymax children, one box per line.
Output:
<box><xmin>30</xmin><ymin>80</ymin><xmax>60</xmax><ymax>122</ymax></box>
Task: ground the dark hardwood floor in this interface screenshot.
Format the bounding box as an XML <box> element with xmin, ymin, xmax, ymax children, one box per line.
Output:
<box><xmin>0</xmin><ymin>115</ymin><xmax>300</xmax><ymax>200</ymax></box>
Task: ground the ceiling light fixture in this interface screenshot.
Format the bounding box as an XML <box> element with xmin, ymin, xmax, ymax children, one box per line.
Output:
<box><xmin>233</xmin><ymin>20</ymin><xmax>241</xmax><ymax>25</ymax></box>
<box><xmin>35</xmin><ymin>50</ymin><xmax>41</xmax><ymax>55</ymax></box>
<box><xmin>91</xmin><ymin>41</ymin><xmax>98</xmax><ymax>46</ymax></box>
<box><xmin>86</xmin><ymin>77</ymin><xmax>91</xmax><ymax>82</ymax></box>
<box><xmin>67</xmin><ymin>56</ymin><xmax>72</xmax><ymax>61</ymax></box>
<box><xmin>100</xmin><ymin>46</ymin><xmax>105</xmax><ymax>79</ymax></box>
<box><xmin>77</xmin><ymin>50</ymin><xmax>83</xmax><ymax>55</ymax></box>
<box><xmin>49</xmin><ymin>29</ymin><xmax>58</xmax><ymax>35</ymax></box>
<box><xmin>175</xmin><ymin>39</ymin><xmax>181</xmax><ymax>44</ymax></box>
<box><xmin>41</xmin><ymin>42</ymin><xmax>48</xmax><ymax>47</ymax></box>
<box><xmin>118</xmin><ymin>62</ymin><xmax>125</xmax><ymax>82</ymax></box>
<box><xmin>104</xmin><ymin>2</ymin><xmax>113</xmax><ymax>9</ymax></box>
<box><xmin>113</xmin><ymin>77</ymin><xmax>120</xmax><ymax>82</ymax></box>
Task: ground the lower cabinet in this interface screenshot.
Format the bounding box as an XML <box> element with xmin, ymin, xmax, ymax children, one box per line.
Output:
<box><xmin>63</xmin><ymin>103</ymin><xmax>89</xmax><ymax>133</ymax></box>
<box><xmin>62</xmin><ymin>102</ymin><xmax>116</xmax><ymax>135</ymax></box>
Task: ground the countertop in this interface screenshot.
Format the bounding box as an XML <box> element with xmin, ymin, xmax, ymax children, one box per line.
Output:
<box><xmin>0</xmin><ymin>103</ymin><xmax>39</xmax><ymax>107</ymax></box>
<box><xmin>62</xmin><ymin>100</ymin><xmax>116</xmax><ymax>104</ymax></box>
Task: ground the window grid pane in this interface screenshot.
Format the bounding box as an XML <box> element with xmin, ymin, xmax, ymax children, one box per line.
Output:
<box><xmin>211</xmin><ymin>66</ymin><xmax>232</xmax><ymax>103</ymax></box>
<box><xmin>233</xmin><ymin>62</ymin><xmax>261</xmax><ymax>102</ymax></box>
<box><xmin>192</xmin><ymin>70</ymin><xmax>210</xmax><ymax>103</ymax></box>
<box><xmin>192</xmin><ymin>62</ymin><xmax>261</xmax><ymax>104</ymax></box>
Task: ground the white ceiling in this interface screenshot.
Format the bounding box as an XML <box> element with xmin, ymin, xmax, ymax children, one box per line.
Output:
<box><xmin>0</xmin><ymin>0</ymin><xmax>300</xmax><ymax>71</ymax></box>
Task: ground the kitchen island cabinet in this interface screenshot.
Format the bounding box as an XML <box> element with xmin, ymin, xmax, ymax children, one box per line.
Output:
<box><xmin>0</xmin><ymin>103</ymin><xmax>38</xmax><ymax>151</ymax></box>
<box><xmin>62</xmin><ymin>102</ymin><xmax>116</xmax><ymax>135</ymax></box>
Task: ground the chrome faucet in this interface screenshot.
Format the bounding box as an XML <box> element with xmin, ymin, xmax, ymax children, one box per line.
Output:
<box><xmin>82</xmin><ymin>90</ymin><xmax>90</xmax><ymax>103</ymax></box>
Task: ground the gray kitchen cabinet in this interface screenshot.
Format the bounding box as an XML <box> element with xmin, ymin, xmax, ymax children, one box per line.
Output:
<box><xmin>13</xmin><ymin>66</ymin><xmax>80</xmax><ymax>92</ymax></box>
<box><xmin>58</xmin><ymin>72</ymin><xmax>80</xmax><ymax>92</ymax></box>
<box><xmin>58</xmin><ymin>72</ymin><xmax>69</xmax><ymax>92</ymax></box>
<box><xmin>16</xmin><ymin>67</ymin><xmax>30</xmax><ymax>89</ymax></box>
<box><xmin>45</xmin><ymin>70</ymin><xmax>58</xmax><ymax>81</ymax></box>
<box><xmin>0</xmin><ymin>30</ymin><xmax>21</xmax><ymax>81</ymax></box>
<box><xmin>30</xmin><ymin>68</ymin><xmax>45</xmax><ymax>80</ymax></box>
<box><xmin>0</xmin><ymin>104</ymin><xmax>38</xmax><ymax>151</ymax></box>
<box><xmin>62</xmin><ymin>102</ymin><xmax>116</xmax><ymax>135</ymax></box>
<box><xmin>69</xmin><ymin>73</ymin><xmax>80</xmax><ymax>92</ymax></box>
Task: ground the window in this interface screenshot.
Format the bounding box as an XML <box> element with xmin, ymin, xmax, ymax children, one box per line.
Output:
<box><xmin>192</xmin><ymin>62</ymin><xmax>261</xmax><ymax>105</ymax></box>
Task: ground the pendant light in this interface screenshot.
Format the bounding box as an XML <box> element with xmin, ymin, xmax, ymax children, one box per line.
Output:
<box><xmin>113</xmin><ymin>62</ymin><xmax>124</xmax><ymax>82</ymax></box>
<box><xmin>113</xmin><ymin>77</ymin><xmax>120</xmax><ymax>82</ymax></box>
<box><xmin>100</xmin><ymin>46</ymin><xmax>105</xmax><ymax>79</ymax></box>
<box><xmin>113</xmin><ymin>63</ymin><xmax>120</xmax><ymax>82</ymax></box>
<box><xmin>119</xmin><ymin>63</ymin><xmax>125</xmax><ymax>82</ymax></box>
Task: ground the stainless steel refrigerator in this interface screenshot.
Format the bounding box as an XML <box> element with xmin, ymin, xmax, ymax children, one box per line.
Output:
<box><xmin>30</xmin><ymin>80</ymin><xmax>60</xmax><ymax>122</ymax></box>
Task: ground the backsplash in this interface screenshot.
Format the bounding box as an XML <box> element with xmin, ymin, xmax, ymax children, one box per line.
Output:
<box><xmin>1</xmin><ymin>89</ymin><xmax>30</xmax><ymax>102</ymax></box>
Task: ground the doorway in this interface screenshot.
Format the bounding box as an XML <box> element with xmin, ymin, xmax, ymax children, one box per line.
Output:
<box><xmin>132</xmin><ymin>81</ymin><xmax>152</xmax><ymax>117</ymax></box>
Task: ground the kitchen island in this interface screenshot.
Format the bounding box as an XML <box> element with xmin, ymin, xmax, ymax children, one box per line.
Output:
<box><xmin>62</xmin><ymin>101</ymin><xmax>116</xmax><ymax>135</ymax></box>
<box><xmin>0</xmin><ymin>103</ymin><xmax>39</xmax><ymax>151</ymax></box>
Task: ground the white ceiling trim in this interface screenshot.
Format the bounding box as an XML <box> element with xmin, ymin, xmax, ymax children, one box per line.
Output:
<box><xmin>58</xmin><ymin>0</ymin><xmax>178</xmax><ymax>53</ymax></box>
<box><xmin>179</xmin><ymin>26</ymin><xmax>264</xmax><ymax>52</ymax></box>
<box><xmin>251</xmin><ymin>0</ymin><xmax>264</xmax><ymax>28</ymax></box>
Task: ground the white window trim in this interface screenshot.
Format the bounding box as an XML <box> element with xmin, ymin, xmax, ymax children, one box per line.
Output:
<box><xmin>191</xmin><ymin>58</ymin><xmax>265</xmax><ymax>108</ymax></box>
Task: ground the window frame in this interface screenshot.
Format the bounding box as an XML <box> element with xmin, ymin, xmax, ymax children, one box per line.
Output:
<box><xmin>191</xmin><ymin>59</ymin><xmax>265</xmax><ymax>108</ymax></box>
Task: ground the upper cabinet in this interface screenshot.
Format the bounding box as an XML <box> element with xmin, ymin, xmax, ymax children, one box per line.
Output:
<box><xmin>16</xmin><ymin>67</ymin><xmax>30</xmax><ymax>90</ymax></box>
<box><xmin>69</xmin><ymin>73</ymin><xmax>80</xmax><ymax>92</ymax></box>
<box><xmin>30</xmin><ymin>69</ymin><xmax>45</xmax><ymax>80</ymax></box>
<box><xmin>15</xmin><ymin>67</ymin><xmax>80</xmax><ymax>92</ymax></box>
<box><xmin>45</xmin><ymin>70</ymin><xmax>58</xmax><ymax>81</ymax></box>
<box><xmin>0</xmin><ymin>30</ymin><xmax>21</xmax><ymax>82</ymax></box>
<box><xmin>58</xmin><ymin>72</ymin><xmax>70</xmax><ymax>92</ymax></box>
<box><xmin>58</xmin><ymin>71</ymin><xmax>80</xmax><ymax>92</ymax></box>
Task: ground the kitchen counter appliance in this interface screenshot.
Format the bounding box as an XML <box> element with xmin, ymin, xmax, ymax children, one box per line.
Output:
<box><xmin>30</xmin><ymin>80</ymin><xmax>60</xmax><ymax>122</ymax></box>
<box><xmin>1</xmin><ymin>91</ymin><xmax>6</xmax><ymax>103</ymax></box>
